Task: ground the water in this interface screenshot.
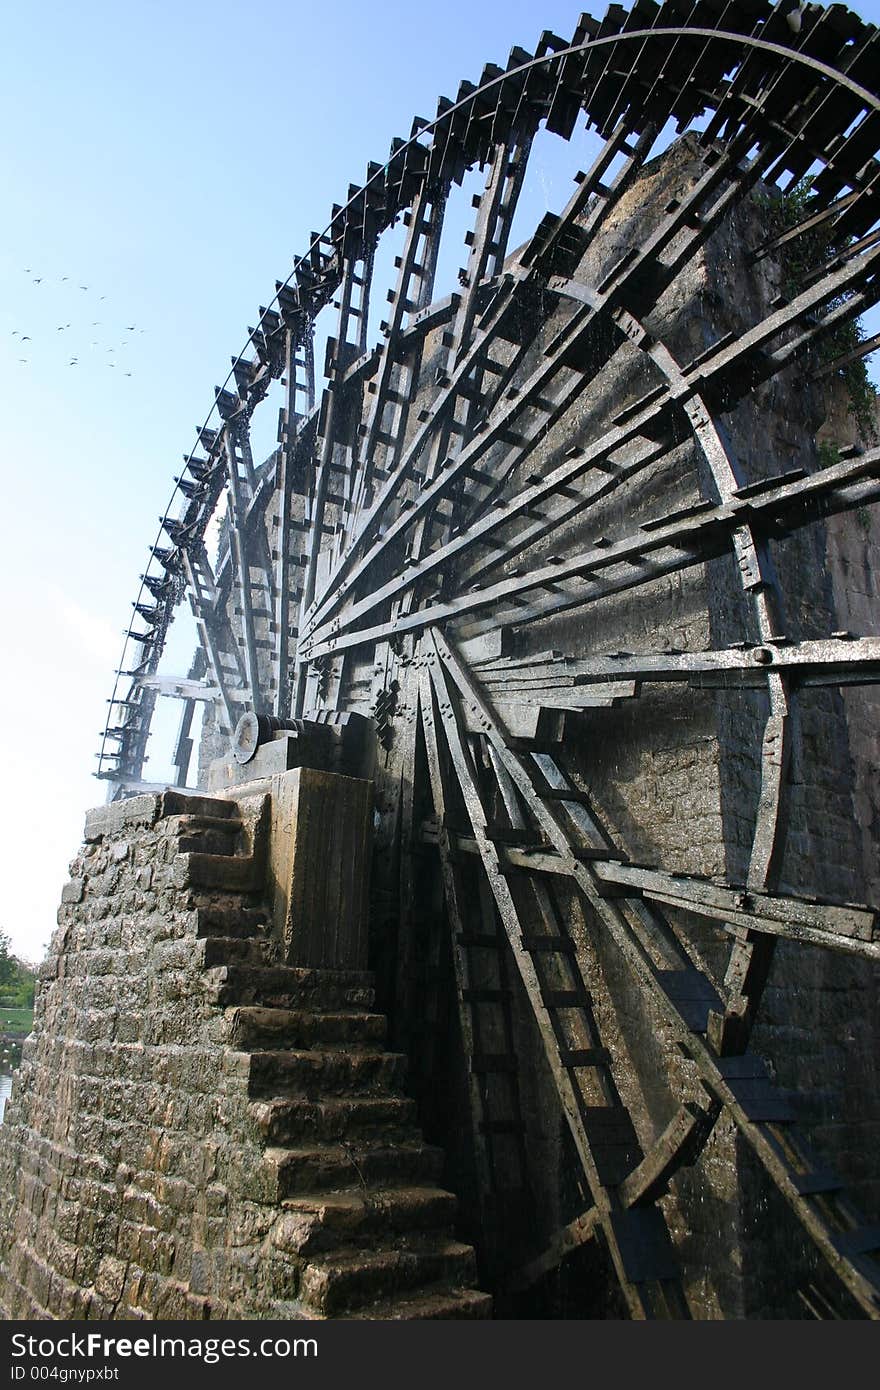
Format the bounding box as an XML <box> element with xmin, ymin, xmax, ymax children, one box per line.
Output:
<box><xmin>0</xmin><ymin>1072</ymin><xmax>11</xmax><ymax>1123</ymax></box>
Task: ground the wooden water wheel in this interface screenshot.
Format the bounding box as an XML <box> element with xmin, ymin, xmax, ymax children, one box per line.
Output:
<box><xmin>98</xmin><ymin>1</ymin><xmax>880</xmax><ymax>1316</ymax></box>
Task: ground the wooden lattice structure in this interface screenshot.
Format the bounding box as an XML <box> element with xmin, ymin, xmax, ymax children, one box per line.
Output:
<box><xmin>96</xmin><ymin>1</ymin><xmax>880</xmax><ymax>1317</ymax></box>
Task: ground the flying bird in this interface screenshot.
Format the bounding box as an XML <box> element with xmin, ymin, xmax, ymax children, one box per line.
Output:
<box><xmin>11</xmin><ymin>331</ymin><xmax>18</xmax><ymax>336</ymax></box>
<box><xmin>61</xmin><ymin>276</ymin><xmax>68</xmax><ymax>282</ymax></box>
<box><xmin>125</xmin><ymin>325</ymin><xmax>136</xmax><ymax>331</ymax></box>
<box><xmin>21</xmin><ymin>336</ymin><xmax>31</xmax><ymax>341</ymax></box>
<box><xmin>32</xmin><ymin>278</ymin><xmax>42</xmax><ymax>284</ymax></box>
<box><xmin>79</xmin><ymin>286</ymin><xmax>88</xmax><ymax>291</ymax></box>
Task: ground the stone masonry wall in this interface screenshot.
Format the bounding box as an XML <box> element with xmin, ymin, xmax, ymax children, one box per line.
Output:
<box><xmin>0</xmin><ymin>792</ymin><xmax>284</xmax><ymax>1318</ymax></box>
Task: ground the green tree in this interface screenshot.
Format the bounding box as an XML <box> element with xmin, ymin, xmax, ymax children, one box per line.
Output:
<box><xmin>0</xmin><ymin>929</ymin><xmax>17</xmax><ymax>991</ymax></box>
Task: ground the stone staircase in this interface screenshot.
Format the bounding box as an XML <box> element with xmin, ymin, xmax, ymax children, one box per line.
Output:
<box><xmin>180</xmin><ymin>790</ymin><xmax>492</xmax><ymax>1320</ymax></box>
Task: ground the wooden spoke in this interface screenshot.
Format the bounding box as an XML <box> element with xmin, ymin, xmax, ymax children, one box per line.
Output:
<box><xmin>300</xmin><ymin>443</ymin><xmax>880</xmax><ymax>660</ymax></box>
<box><xmin>274</xmin><ymin>325</ymin><xmax>315</xmax><ymax>717</ymax></box>
<box><xmin>423</xmin><ymin>637</ymin><xmax>690</xmax><ymax>1317</ymax></box>
<box><xmin>348</xmin><ymin>181</ymin><xmax>447</xmax><ymax>525</ymax></box>
<box><xmin>182</xmin><ymin>541</ymin><xmax>247</xmax><ymax>731</ymax></box>
<box><xmin>418</xmin><ymin>663</ymin><xmax>536</xmax><ymax>1276</ymax></box>
<box><xmin>223</xmin><ymin>427</ymin><xmax>264</xmax><ymax>709</ymax></box>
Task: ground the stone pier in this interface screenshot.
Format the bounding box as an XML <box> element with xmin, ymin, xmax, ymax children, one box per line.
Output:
<box><xmin>0</xmin><ymin>779</ymin><xmax>490</xmax><ymax>1320</ymax></box>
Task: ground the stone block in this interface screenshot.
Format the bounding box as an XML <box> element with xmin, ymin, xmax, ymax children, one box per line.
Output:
<box><xmin>207</xmin><ymin>731</ymin><xmax>303</xmax><ymax>791</ymax></box>
<box><xmin>84</xmin><ymin>796</ymin><xmax>163</xmax><ymax>844</ymax></box>
<box><xmin>188</xmin><ymin>1248</ymin><xmax>212</xmax><ymax>1295</ymax></box>
<box><xmin>261</xmin><ymin>766</ymin><xmax>372</xmax><ymax>970</ymax></box>
<box><xmin>95</xmin><ymin>1254</ymin><xmax>127</xmax><ymax>1302</ymax></box>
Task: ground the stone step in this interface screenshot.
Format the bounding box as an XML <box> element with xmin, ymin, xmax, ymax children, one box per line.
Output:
<box><xmin>195</xmin><ymin>906</ymin><xmax>268</xmax><ymax>939</ymax></box>
<box><xmin>217</xmin><ymin>965</ymin><xmax>375</xmax><ymax>1011</ymax></box>
<box><xmin>203</xmin><ymin>937</ymin><xmax>270</xmax><ymax>969</ymax></box>
<box><xmin>169</xmin><ymin>814</ymin><xmax>245</xmax><ymax>857</ymax></box>
<box><xmin>274</xmin><ymin>1186</ymin><xmax>459</xmax><ymax>1256</ymax></box>
<box><xmin>299</xmin><ymin>1240</ymin><xmax>478</xmax><ymax>1316</ymax></box>
<box><xmin>163</xmin><ymin>790</ymin><xmax>240</xmax><ymax>820</ymax></box>
<box><xmin>264</xmin><ymin>1141</ymin><xmax>444</xmax><ymax>1198</ymax></box>
<box><xmin>252</xmin><ymin>1094</ymin><xmax>419</xmax><ymax>1146</ymax></box>
<box><xmin>230</xmin><ymin>1005</ymin><xmax>386</xmax><ymax>1051</ymax></box>
<box><xmin>248</xmin><ymin>1048</ymin><xmax>407</xmax><ymax>1098</ymax></box>
<box><xmin>177</xmin><ymin>829</ymin><xmax>243</xmax><ymax>856</ymax></box>
<box><xmin>174</xmin><ymin>813</ymin><xmax>245</xmax><ymax>834</ymax></box>
<box><xmin>347</xmin><ymin>1283</ymin><xmax>493</xmax><ymax>1320</ymax></box>
<box><xmin>174</xmin><ymin>852</ymin><xmax>259</xmax><ymax>892</ymax></box>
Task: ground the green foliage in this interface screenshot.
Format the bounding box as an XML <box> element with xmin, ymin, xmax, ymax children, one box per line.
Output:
<box><xmin>0</xmin><ymin>930</ymin><xmax>36</xmax><ymax>1008</ymax></box>
<box><xmin>817</xmin><ymin>440</ymin><xmax>840</xmax><ymax>468</ymax></box>
<box><xmin>12</xmin><ymin>975</ymin><xmax>35</xmax><ymax>1009</ymax></box>
<box><xmin>757</xmin><ymin>179</ymin><xmax>877</xmax><ymax>443</ymax></box>
<box><xmin>0</xmin><ymin>930</ymin><xmax>17</xmax><ymax>991</ymax></box>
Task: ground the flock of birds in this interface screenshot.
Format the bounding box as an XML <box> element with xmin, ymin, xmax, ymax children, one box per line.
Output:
<box><xmin>11</xmin><ymin>269</ymin><xmax>145</xmax><ymax>374</ymax></box>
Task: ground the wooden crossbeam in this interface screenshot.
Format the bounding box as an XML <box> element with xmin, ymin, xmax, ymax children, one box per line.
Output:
<box><xmin>293</xmin><ymin>251</ymin><xmax>376</xmax><ymax>715</ymax></box>
<box><xmin>473</xmin><ymin>636</ymin><xmax>880</xmax><ymax>688</ymax></box>
<box><xmin>391</xmin><ymin>135</ymin><xmax>534</xmax><ymax>628</ymax></box>
<box><xmin>506</xmin><ymin>1094</ymin><xmax>722</xmax><ymax>1293</ymax></box>
<box><xmin>134</xmin><ymin>675</ymin><xmax>220</xmax><ymax>702</ymax></box>
<box><xmin>349</xmin><ymin>182</ymin><xmax>446</xmax><ymax>524</ymax></box>
<box><xmin>433</xmin><ymin>831</ymin><xmax>880</xmax><ymax>963</ymax></box>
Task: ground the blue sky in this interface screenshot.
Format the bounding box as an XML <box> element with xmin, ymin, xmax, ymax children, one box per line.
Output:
<box><xmin>2</xmin><ymin>0</ymin><xmax>879</xmax><ymax>959</ymax></box>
